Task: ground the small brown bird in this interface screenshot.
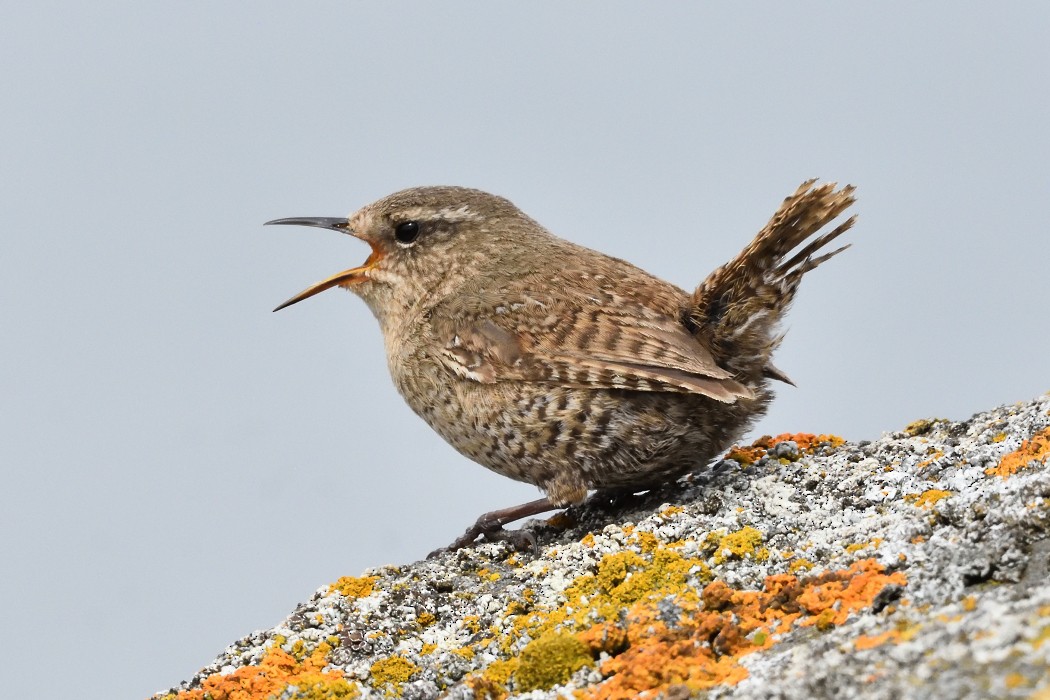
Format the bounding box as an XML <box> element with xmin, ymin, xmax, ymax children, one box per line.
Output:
<box><xmin>268</xmin><ymin>180</ymin><xmax>856</xmax><ymax>553</ymax></box>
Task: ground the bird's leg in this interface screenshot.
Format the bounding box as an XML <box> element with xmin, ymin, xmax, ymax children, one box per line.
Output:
<box><xmin>428</xmin><ymin>497</ymin><xmax>557</xmax><ymax>558</ymax></box>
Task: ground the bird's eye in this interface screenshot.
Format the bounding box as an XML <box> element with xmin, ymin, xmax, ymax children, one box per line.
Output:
<box><xmin>394</xmin><ymin>221</ymin><xmax>420</xmax><ymax>245</ymax></box>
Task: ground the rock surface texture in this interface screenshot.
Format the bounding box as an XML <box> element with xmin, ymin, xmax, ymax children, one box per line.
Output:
<box><xmin>156</xmin><ymin>393</ymin><xmax>1050</xmax><ymax>700</ymax></box>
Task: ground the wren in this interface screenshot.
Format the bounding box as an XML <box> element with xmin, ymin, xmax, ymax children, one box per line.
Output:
<box><xmin>267</xmin><ymin>180</ymin><xmax>856</xmax><ymax>554</ymax></box>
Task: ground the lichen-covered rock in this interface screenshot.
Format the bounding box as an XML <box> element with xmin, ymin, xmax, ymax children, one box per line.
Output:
<box><xmin>154</xmin><ymin>393</ymin><xmax>1050</xmax><ymax>699</ymax></box>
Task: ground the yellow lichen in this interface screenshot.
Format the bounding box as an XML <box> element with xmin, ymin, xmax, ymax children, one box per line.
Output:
<box><xmin>1032</xmin><ymin>625</ymin><xmax>1050</xmax><ymax>650</ymax></box>
<box><xmin>466</xmin><ymin>658</ymin><xmax>519</xmax><ymax>700</ymax></box>
<box><xmin>713</xmin><ymin>527</ymin><xmax>767</xmax><ymax>564</ymax></box>
<box><xmin>504</xmin><ymin>600</ymin><xmax>529</xmax><ymax>617</ymax></box>
<box><xmin>329</xmin><ymin>575</ymin><xmax>377</xmax><ymax>599</ymax></box>
<box><xmin>416</xmin><ymin>611</ymin><xmax>436</xmax><ymax>627</ymax></box>
<box><xmin>369</xmin><ymin>656</ymin><xmax>419</xmax><ymax>691</ymax></box>
<box><xmin>903</xmin><ymin>418</ymin><xmax>945</xmax><ymax>437</ymax></box>
<box><xmin>593</xmin><ymin>547</ymin><xmax>710</xmax><ymax>607</ymax></box>
<box><xmin>515</xmin><ymin>632</ymin><xmax>592</xmax><ymax>691</ymax></box>
<box><xmin>1005</xmin><ymin>673</ymin><xmax>1027</xmax><ymax>689</ymax></box>
<box><xmin>483</xmin><ymin>658</ymin><xmax>518</xmax><ymax>686</ymax></box>
<box><xmin>477</xmin><ymin>568</ymin><xmax>501</xmax><ymax>582</ymax></box>
<box><xmin>451</xmin><ymin>646</ymin><xmax>476</xmax><ymax>660</ymax></box>
<box><xmin>1030</xmin><ymin>683</ymin><xmax>1050</xmax><ymax>700</ymax></box>
<box><xmin>634</xmin><ymin>530</ymin><xmax>660</xmax><ymax>553</ymax></box>
<box><xmin>466</xmin><ymin>675</ymin><xmax>508</xmax><ymax>700</ymax></box>
<box><xmin>420</xmin><ymin>643</ymin><xmax>437</xmax><ymax>655</ymax></box>
<box><xmin>905</xmin><ymin>490</ymin><xmax>952</xmax><ymax>509</ymax></box>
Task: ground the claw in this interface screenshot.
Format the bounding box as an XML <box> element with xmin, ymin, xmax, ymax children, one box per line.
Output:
<box><xmin>483</xmin><ymin>526</ymin><xmax>538</xmax><ymax>552</ymax></box>
<box><xmin>426</xmin><ymin>523</ymin><xmax>539</xmax><ymax>559</ymax></box>
<box><xmin>427</xmin><ymin>497</ymin><xmax>558</xmax><ymax>558</ymax></box>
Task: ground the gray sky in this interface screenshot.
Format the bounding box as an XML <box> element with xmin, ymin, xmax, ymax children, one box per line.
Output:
<box><xmin>2</xmin><ymin>3</ymin><xmax>1047</xmax><ymax>697</ymax></box>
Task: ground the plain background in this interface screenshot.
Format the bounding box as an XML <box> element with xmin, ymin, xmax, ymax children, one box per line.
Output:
<box><xmin>2</xmin><ymin>3</ymin><xmax>1047</xmax><ymax>697</ymax></box>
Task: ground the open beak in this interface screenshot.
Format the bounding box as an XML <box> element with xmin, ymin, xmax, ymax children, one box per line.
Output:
<box><xmin>265</xmin><ymin>216</ymin><xmax>379</xmax><ymax>312</ymax></box>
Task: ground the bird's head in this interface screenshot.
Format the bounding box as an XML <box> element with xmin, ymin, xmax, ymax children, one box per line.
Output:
<box><xmin>267</xmin><ymin>186</ymin><xmax>546</xmax><ymax>324</ymax></box>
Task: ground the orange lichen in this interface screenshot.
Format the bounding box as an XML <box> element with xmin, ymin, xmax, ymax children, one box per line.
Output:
<box><xmin>725</xmin><ymin>445</ymin><xmax>766</xmax><ymax>465</ymax></box>
<box><xmin>170</xmin><ymin>644</ymin><xmax>355</xmax><ymax>700</ymax></box>
<box><xmin>727</xmin><ymin>433</ymin><xmax>844</xmax><ymax>466</ymax></box>
<box><xmin>329</xmin><ymin>575</ymin><xmax>377</xmax><ymax>599</ymax></box>
<box><xmin>916</xmin><ymin>450</ymin><xmax>945</xmax><ymax>469</ymax></box>
<box><xmin>854</xmin><ymin>630</ymin><xmax>898</xmax><ymax>650</ymax></box>
<box><xmin>755</xmin><ymin>433</ymin><xmax>845</xmax><ymax>452</ymax></box>
<box><xmin>578</xmin><ymin>623</ymin><xmax>630</xmax><ymax>656</ymax></box>
<box><xmin>987</xmin><ymin>427</ymin><xmax>1050</xmax><ymax>478</ymax></box>
<box><xmin>573</xmin><ymin>558</ymin><xmax>905</xmax><ymax>699</ymax></box>
<box><xmin>796</xmin><ymin>559</ymin><xmax>907</xmax><ymax>627</ymax></box>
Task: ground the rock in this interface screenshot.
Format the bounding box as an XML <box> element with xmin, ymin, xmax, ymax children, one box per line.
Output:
<box><xmin>154</xmin><ymin>393</ymin><xmax>1050</xmax><ymax>699</ymax></box>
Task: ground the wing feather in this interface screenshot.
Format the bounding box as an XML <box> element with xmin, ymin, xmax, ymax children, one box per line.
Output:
<box><xmin>434</xmin><ymin>279</ymin><xmax>752</xmax><ymax>403</ymax></box>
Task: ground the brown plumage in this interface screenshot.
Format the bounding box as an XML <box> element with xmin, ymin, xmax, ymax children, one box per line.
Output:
<box><xmin>267</xmin><ymin>180</ymin><xmax>857</xmax><ymax>553</ymax></box>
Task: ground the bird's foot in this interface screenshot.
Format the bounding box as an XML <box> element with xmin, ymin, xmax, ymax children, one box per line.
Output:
<box><xmin>426</xmin><ymin>522</ymin><xmax>537</xmax><ymax>559</ymax></box>
<box><xmin>427</xmin><ymin>497</ymin><xmax>557</xmax><ymax>558</ymax></box>
<box><xmin>481</xmin><ymin>526</ymin><xmax>538</xmax><ymax>552</ymax></box>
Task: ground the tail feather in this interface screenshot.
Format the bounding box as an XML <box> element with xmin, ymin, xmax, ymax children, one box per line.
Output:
<box><xmin>688</xmin><ymin>179</ymin><xmax>857</xmax><ymax>382</ymax></box>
